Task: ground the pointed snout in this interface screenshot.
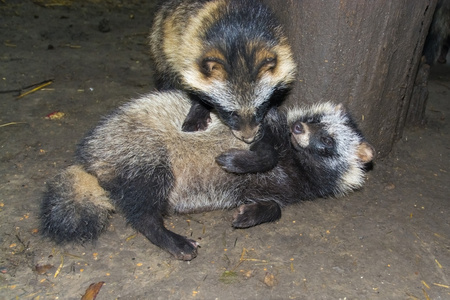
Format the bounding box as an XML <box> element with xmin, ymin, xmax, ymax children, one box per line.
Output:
<box><xmin>231</xmin><ymin>124</ymin><xmax>260</xmax><ymax>144</ymax></box>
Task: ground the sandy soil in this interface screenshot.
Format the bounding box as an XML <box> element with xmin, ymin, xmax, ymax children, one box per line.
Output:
<box><xmin>0</xmin><ymin>1</ymin><xmax>449</xmax><ymax>299</ymax></box>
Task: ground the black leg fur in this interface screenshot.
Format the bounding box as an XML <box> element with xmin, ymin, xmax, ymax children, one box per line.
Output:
<box><xmin>134</xmin><ymin>212</ymin><xmax>198</xmax><ymax>261</ymax></box>
<box><xmin>181</xmin><ymin>100</ymin><xmax>211</xmax><ymax>132</ymax></box>
<box><xmin>107</xmin><ymin>166</ymin><xmax>198</xmax><ymax>260</ymax></box>
<box><xmin>155</xmin><ymin>74</ymin><xmax>211</xmax><ymax>132</ymax></box>
<box><xmin>232</xmin><ymin>201</ymin><xmax>282</xmax><ymax>228</ymax></box>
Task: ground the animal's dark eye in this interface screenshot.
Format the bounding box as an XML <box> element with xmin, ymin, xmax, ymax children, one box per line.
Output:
<box><xmin>321</xmin><ymin>136</ymin><xmax>335</xmax><ymax>148</ymax></box>
<box><xmin>255</xmin><ymin>54</ymin><xmax>277</xmax><ymax>78</ymax></box>
<box><xmin>291</xmin><ymin>121</ymin><xmax>303</xmax><ymax>134</ymax></box>
<box><xmin>307</xmin><ymin>117</ymin><xmax>319</xmax><ymax>124</ymax></box>
<box><xmin>265</xmin><ymin>57</ymin><xmax>276</xmax><ymax>67</ymax></box>
<box><xmin>227</xmin><ymin>112</ymin><xmax>240</xmax><ymax>128</ymax></box>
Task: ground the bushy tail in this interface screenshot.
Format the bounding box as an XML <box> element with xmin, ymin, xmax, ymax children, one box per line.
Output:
<box><xmin>40</xmin><ymin>165</ymin><xmax>115</xmax><ymax>244</ymax></box>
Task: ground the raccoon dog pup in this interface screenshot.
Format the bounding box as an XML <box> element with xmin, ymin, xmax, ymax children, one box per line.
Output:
<box><xmin>150</xmin><ymin>0</ymin><xmax>296</xmax><ymax>143</ymax></box>
<box><xmin>40</xmin><ymin>91</ymin><xmax>374</xmax><ymax>261</ymax></box>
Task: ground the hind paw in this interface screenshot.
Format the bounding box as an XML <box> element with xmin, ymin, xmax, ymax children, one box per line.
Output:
<box><xmin>232</xmin><ymin>202</ymin><xmax>282</xmax><ymax>228</ymax></box>
<box><xmin>232</xmin><ymin>204</ymin><xmax>260</xmax><ymax>228</ymax></box>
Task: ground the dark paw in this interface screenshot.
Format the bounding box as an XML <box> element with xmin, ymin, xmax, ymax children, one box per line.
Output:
<box><xmin>232</xmin><ymin>204</ymin><xmax>260</xmax><ymax>228</ymax></box>
<box><xmin>215</xmin><ymin>149</ymin><xmax>249</xmax><ymax>173</ymax></box>
<box><xmin>169</xmin><ymin>237</ymin><xmax>199</xmax><ymax>261</ymax></box>
<box><xmin>181</xmin><ymin>118</ymin><xmax>211</xmax><ymax>132</ymax></box>
<box><xmin>232</xmin><ymin>202</ymin><xmax>282</xmax><ymax>228</ymax></box>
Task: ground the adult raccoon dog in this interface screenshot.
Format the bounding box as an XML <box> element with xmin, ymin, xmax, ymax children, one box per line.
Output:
<box><xmin>149</xmin><ymin>0</ymin><xmax>296</xmax><ymax>143</ymax></box>
<box><xmin>40</xmin><ymin>91</ymin><xmax>374</xmax><ymax>261</ymax></box>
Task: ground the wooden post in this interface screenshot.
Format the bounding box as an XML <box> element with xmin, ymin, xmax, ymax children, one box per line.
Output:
<box><xmin>263</xmin><ymin>0</ymin><xmax>437</xmax><ymax>157</ymax></box>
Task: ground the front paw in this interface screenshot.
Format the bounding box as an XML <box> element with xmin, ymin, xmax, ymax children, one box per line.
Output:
<box><xmin>215</xmin><ymin>150</ymin><xmax>248</xmax><ymax>173</ymax></box>
<box><xmin>182</xmin><ymin>118</ymin><xmax>210</xmax><ymax>132</ymax></box>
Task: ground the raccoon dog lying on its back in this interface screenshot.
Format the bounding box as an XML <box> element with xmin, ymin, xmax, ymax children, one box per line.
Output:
<box><xmin>40</xmin><ymin>91</ymin><xmax>374</xmax><ymax>261</ymax></box>
<box><xmin>150</xmin><ymin>0</ymin><xmax>296</xmax><ymax>143</ymax></box>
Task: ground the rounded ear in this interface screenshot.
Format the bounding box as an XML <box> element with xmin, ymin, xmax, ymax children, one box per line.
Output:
<box><xmin>201</xmin><ymin>59</ymin><xmax>226</xmax><ymax>80</ymax></box>
<box><xmin>334</xmin><ymin>103</ymin><xmax>345</xmax><ymax>113</ymax></box>
<box><xmin>357</xmin><ymin>142</ymin><xmax>375</xmax><ymax>163</ymax></box>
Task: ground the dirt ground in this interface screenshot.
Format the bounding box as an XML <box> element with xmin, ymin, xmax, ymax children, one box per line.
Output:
<box><xmin>0</xmin><ymin>1</ymin><xmax>449</xmax><ymax>299</ymax></box>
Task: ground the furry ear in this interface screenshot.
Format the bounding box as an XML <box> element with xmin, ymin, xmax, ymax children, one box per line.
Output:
<box><xmin>200</xmin><ymin>50</ymin><xmax>227</xmax><ymax>81</ymax></box>
<box><xmin>201</xmin><ymin>59</ymin><xmax>226</xmax><ymax>80</ymax></box>
<box><xmin>357</xmin><ymin>142</ymin><xmax>375</xmax><ymax>163</ymax></box>
<box><xmin>334</xmin><ymin>103</ymin><xmax>346</xmax><ymax>113</ymax></box>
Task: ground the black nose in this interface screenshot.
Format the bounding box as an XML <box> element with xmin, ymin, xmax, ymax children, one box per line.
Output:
<box><xmin>291</xmin><ymin>121</ymin><xmax>303</xmax><ymax>134</ymax></box>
